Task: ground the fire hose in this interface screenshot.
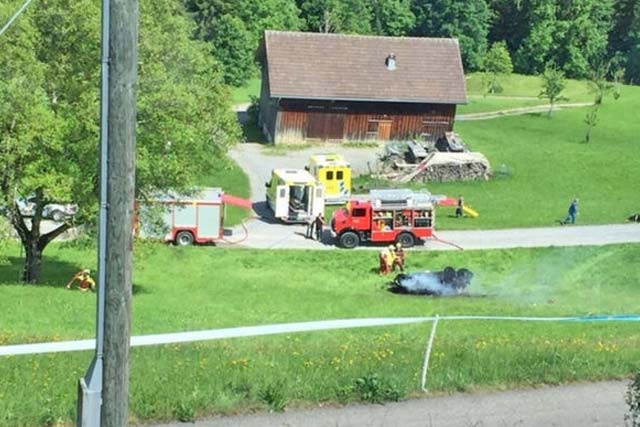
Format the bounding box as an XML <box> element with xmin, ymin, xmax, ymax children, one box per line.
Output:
<box><xmin>219</xmin><ymin>215</ymin><xmax>260</xmax><ymax>245</ymax></box>
<box><xmin>431</xmin><ymin>232</ymin><xmax>464</xmax><ymax>250</ymax></box>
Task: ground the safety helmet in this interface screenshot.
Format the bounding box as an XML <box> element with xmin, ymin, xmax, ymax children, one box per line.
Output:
<box><xmin>396</xmin><ymin>243</ymin><xmax>402</xmax><ymax>248</ymax></box>
<box><xmin>82</xmin><ymin>269</ymin><xmax>90</xmax><ymax>274</ymax></box>
<box><xmin>388</xmin><ymin>245</ymin><xmax>395</xmax><ymax>250</ymax></box>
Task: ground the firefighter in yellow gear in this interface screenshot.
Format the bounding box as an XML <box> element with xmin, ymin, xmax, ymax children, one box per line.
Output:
<box><xmin>393</xmin><ymin>242</ymin><xmax>405</xmax><ymax>271</ymax></box>
<box><xmin>66</xmin><ymin>269</ymin><xmax>96</xmax><ymax>292</ymax></box>
<box><xmin>386</xmin><ymin>245</ymin><xmax>396</xmax><ymax>272</ymax></box>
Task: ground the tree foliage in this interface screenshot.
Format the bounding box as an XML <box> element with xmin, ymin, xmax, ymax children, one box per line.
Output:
<box><xmin>368</xmin><ymin>0</ymin><xmax>415</xmax><ymax>36</ymax></box>
<box><xmin>608</xmin><ymin>0</ymin><xmax>640</xmax><ymax>83</ymax></box>
<box><xmin>411</xmin><ymin>0</ymin><xmax>491</xmax><ymax>71</ymax></box>
<box><xmin>297</xmin><ymin>0</ymin><xmax>372</xmax><ymax>34</ymax></box>
<box><xmin>0</xmin><ymin>0</ymin><xmax>239</xmax><ymax>282</ymax></box>
<box><xmin>185</xmin><ymin>0</ymin><xmax>303</xmax><ymax>85</ymax></box>
<box><xmin>511</xmin><ymin>0</ymin><xmax>614</xmax><ymax>78</ymax></box>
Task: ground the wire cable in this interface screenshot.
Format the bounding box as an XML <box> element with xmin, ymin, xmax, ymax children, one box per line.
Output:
<box><xmin>0</xmin><ymin>0</ymin><xmax>35</xmax><ymax>38</ymax></box>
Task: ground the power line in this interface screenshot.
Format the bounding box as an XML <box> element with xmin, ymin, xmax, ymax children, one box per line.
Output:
<box><xmin>0</xmin><ymin>0</ymin><xmax>35</xmax><ymax>38</ymax></box>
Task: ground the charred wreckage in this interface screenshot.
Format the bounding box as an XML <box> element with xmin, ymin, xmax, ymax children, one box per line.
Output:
<box><xmin>388</xmin><ymin>267</ymin><xmax>474</xmax><ymax>296</ymax></box>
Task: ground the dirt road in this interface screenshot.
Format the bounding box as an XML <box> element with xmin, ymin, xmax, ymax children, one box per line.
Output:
<box><xmin>153</xmin><ymin>380</ymin><xmax>631</xmax><ymax>427</ymax></box>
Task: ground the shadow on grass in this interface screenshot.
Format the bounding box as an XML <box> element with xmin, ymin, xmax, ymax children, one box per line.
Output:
<box><xmin>0</xmin><ymin>256</ymin><xmax>81</xmax><ymax>287</ymax></box>
<box><xmin>0</xmin><ymin>256</ymin><xmax>150</xmax><ymax>295</ymax></box>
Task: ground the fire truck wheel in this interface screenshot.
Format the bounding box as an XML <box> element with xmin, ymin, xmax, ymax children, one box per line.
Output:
<box><xmin>176</xmin><ymin>231</ymin><xmax>195</xmax><ymax>246</ymax></box>
<box><xmin>339</xmin><ymin>231</ymin><xmax>360</xmax><ymax>249</ymax></box>
<box><xmin>396</xmin><ymin>232</ymin><xmax>415</xmax><ymax>248</ymax></box>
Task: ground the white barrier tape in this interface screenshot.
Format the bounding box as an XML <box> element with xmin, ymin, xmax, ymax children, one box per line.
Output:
<box><xmin>0</xmin><ymin>317</ymin><xmax>431</xmax><ymax>357</ymax></box>
<box><xmin>1</xmin><ymin>314</ymin><xmax>639</xmax><ymax>357</ymax></box>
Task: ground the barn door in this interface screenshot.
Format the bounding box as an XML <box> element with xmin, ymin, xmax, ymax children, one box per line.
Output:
<box><xmin>307</xmin><ymin>113</ymin><xmax>325</xmax><ymax>139</ymax></box>
<box><xmin>377</xmin><ymin>121</ymin><xmax>392</xmax><ymax>140</ymax></box>
<box><xmin>307</xmin><ymin>113</ymin><xmax>345</xmax><ymax>141</ymax></box>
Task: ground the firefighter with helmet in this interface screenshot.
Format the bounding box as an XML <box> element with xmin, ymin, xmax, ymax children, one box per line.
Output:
<box><xmin>393</xmin><ymin>242</ymin><xmax>405</xmax><ymax>271</ymax></box>
<box><xmin>66</xmin><ymin>269</ymin><xmax>96</xmax><ymax>292</ymax></box>
<box><xmin>379</xmin><ymin>246</ymin><xmax>394</xmax><ymax>275</ymax></box>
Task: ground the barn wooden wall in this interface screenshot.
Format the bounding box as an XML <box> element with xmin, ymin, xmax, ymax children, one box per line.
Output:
<box><xmin>270</xmin><ymin>99</ymin><xmax>456</xmax><ymax>144</ymax></box>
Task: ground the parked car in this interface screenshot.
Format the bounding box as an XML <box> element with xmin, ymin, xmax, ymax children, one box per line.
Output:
<box><xmin>15</xmin><ymin>197</ymin><xmax>78</xmax><ymax>222</ymax></box>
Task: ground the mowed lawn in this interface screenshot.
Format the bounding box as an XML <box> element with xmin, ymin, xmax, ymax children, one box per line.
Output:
<box><xmin>357</xmin><ymin>83</ymin><xmax>640</xmax><ymax>230</ymax></box>
<box><xmin>1</xmin><ymin>242</ymin><xmax>640</xmax><ymax>425</ymax></box>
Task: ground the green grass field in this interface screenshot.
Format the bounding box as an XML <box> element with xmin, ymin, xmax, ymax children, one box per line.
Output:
<box><xmin>1</xmin><ymin>242</ymin><xmax>639</xmax><ymax>425</ymax></box>
<box><xmin>230</xmin><ymin>77</ymin><xmax>261</xmax><ymax>105</ymax></box>
<box><xmin>355</xmin><ymin>83</ymin><xmax>640</xmax><ymax>230</ymax></box>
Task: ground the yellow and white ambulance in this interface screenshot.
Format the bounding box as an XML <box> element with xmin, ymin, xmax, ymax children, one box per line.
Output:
<box><xmin>307</xmin><ymin>154</ymin><xmax>351</xmax><ymax>204</ymax></box>
<box><xmin>265</xmin><ymin>169</ymin><xmax>325</xmax><ymax>223</ymax></box>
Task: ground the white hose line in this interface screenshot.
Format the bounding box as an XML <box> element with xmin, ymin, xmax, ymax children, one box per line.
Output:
<box><xmin>420</xmin><ymin>314</ymin><xmax>440</xmax><ymax>392</ymax></box>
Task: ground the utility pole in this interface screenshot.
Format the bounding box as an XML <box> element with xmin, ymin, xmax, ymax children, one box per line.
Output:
<box><xmin>101</xmin><ymin>0</ymin><xmax>138</xmax><ymax>424</ymax></box>
<box><xmin>77</xmin><ymin>0</ymin><xmax>138</xmax><ymax>425</ymax></box>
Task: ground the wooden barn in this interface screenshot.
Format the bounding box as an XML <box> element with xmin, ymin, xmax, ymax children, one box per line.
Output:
<box><xmin>257</xmin><ymin>31</ymin><xmax>467</xmax><ymax>144</ymax></box>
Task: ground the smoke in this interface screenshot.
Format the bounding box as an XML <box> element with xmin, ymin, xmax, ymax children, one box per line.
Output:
<box><xmin>389</xmin><ymin>268</ymin><xmax>474</xmax><ymax>296</ymax></box>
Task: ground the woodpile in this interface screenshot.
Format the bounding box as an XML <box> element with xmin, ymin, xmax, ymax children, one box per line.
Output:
<box><xmin>376</xmin><ymin>151</ymin><xmax>492</xmax><ymax>183</ymax></box>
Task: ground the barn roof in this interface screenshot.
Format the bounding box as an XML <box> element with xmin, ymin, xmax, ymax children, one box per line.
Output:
<box><xmin>261</xmin><ymin>31</ymin><xmax>467</xmax><ymax>105</ymax></box>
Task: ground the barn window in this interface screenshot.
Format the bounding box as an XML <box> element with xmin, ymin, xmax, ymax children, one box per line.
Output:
<box><xmin>366</xmin><ymin>120</ymin><xmax>378</xmax><ymax>139</ymax></box>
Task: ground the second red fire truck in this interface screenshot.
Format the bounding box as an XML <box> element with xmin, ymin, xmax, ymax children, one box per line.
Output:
<box><xmin>331</xmin><ymin>189</ymin><xmax>437</xmax><ymax>248</ymax></box>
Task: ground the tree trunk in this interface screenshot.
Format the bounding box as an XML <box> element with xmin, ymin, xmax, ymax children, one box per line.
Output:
<box><xmin>9</xmin><ymin>191</ymin><xmax>72</xmax><ymax>284</ymax></box>
<box><xmin>22</xmin><ymin>239</ymin><xmax>42</xmax><ymax>283</ymax></box>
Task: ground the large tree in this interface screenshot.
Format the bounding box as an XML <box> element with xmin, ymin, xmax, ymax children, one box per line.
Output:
<box><xmin>512</xmin><ymin>0</ymin><xmax>614</xmax><ymax>78</ymax></box>
<box><xmin>608</xmin><ymin>0</ymin><xmax>640</xmax><ymax>83</ymax></box>
<box><xmin>0</xmin><ymin>0</ymin><xmax>239</xmax><ymax>283</ymax></box>
<box><xmin>411</xmin><ymin>0</ymin><xmax>491</xmax><ymax>71</ymax></box>
<box><xmin>297</xmin><ymin>0</ymin><xmax>372</xmax><ymax>33</ymax></box>
<box><xmin>185</xmin><ymin>0</ymin><xmax>303</xmax><ymax>85</ymax></box>
<box><xmin>369</xmin><ymin>0</ymin><xmax>415</xmax><ymax>36</ymax></box>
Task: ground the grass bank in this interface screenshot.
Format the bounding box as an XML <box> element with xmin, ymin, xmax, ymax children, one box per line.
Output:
<box><xmin>197</xmin><ymin>158</ymin><xmax>250</xmax><ymax>226</ymax></box>
<box><xmin>1</xmin><ymin>242</ymin><xmax>639</xmax><ymax>425</ymax></box>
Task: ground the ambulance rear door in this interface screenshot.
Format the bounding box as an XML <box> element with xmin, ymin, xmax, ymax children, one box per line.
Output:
<box><xmin>275</xmin><ymin>185</ymin><xmax>289</xmax><ymax>218</ymax></box>
<box><xmin>311</xmin><ymin>185</ymin><xmax>325</xmax><ymax>217</ymax></box>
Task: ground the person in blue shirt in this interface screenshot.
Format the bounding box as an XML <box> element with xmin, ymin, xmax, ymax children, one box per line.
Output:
<box><xmin>561</xmin><ymin>199</ymin><xmax>579</xmax><ymax>225</ymax></box>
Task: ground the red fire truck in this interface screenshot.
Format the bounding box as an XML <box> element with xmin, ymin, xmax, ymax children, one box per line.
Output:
<box><xmin>331</xmin><ymin>189</ymin><xmax>436</xmax><ymax>248</ymax></box>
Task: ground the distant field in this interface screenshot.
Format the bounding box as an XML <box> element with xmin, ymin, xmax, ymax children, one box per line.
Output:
<box><xmin>458</xmin><ymin>73</ymin><xmax>593</xmax><ymax>114</ymax></box>
<box><xmin>1</xmin><ymin>242</ymin><xmax>639</xmax><ymax>425</ymax></box>
<box><xmin>230</xmin><ymin>77</ymin><xmax>261</xmax><ymax>104</ymax></box>
<box><xmin>464</xmin><ymin>72</ymin><xmax>593</xmax><ymax>101</ymax></box>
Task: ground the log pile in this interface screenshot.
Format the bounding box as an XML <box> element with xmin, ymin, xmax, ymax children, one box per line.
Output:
<box><xmin>376</xmin><ymin>151</ymin><xmax>492</xmax><ymax>183</ymax></box>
